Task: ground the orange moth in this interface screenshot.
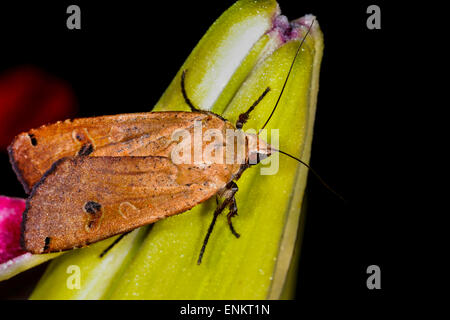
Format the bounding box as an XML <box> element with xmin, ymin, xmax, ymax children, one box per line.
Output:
<box><xmin>8</xmin><ymin>22</ymin><xmax>316</xmax><ymax>264</ymax></box>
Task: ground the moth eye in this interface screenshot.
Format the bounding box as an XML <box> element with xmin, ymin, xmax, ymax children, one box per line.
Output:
<box><xmin>84</xmin><ymin>201</ymin><xmax>102</xmax><ymax>214</ymax></box>
<box><xmin>28</xmin><ymin>133</ymin><xmax>38</xmax><ymax>146</ymax></box>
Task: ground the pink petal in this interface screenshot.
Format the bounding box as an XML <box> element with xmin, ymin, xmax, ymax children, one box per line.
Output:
<box><xmin>0</xmin><ymin>195</ymin><xmax>26</xmax><ymax>264</ymax></box>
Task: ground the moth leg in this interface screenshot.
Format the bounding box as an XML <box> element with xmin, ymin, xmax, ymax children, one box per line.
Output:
<box><xmin>197</xmin><ymin>181</ymin><xmax>239</xmax><ymax>265</ymax></box>
<box><xmin>99</xmin><ymin>231</ymin><xmax>131</xmax><ymax>258</ymax></box>
<box><xmin>181</xmin><ymin>70</ymin><xmax>201</xmax><ymax>112</ymax></box>
<box><xmin>197</xmin><ymin>197</ymin><xmax>229</xmax><ymax>265</ymax></box>
<box><xmin>236</xmin><ymin>87</ymin><xmax>271</xmax><ymax>129</ymax></box>
<box><xmin>227</xmin><ymin>196</ymin><xmax>240</xmax><ymax>238</ymax></box>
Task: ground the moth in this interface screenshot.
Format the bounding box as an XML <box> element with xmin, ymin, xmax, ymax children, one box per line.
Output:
<box><xmin>8</xmin><ymin>22</ymin><xmax>318</xmax><ymax>264</ymax></box>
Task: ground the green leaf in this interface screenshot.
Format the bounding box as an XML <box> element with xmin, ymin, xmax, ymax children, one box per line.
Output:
<box><xmin>0</xmin><ymin>252</ymin><xmax>62</xmax><ymax>282</ymax></box>
<box><xmin>30</xmin><ymin>227</ymin><xmax>149</xmax><ymax>299</ymax></box>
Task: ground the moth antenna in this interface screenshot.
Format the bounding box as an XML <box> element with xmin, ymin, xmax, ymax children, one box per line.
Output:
<box><xmin>275</xmin><ymin>148</ymin><xmax>346</xmax><ymax>202</ymax></box>
<box><xmin>259</xmin><ymin>19</ymin><xmax>315</xmax><ymax>134</ymax></box>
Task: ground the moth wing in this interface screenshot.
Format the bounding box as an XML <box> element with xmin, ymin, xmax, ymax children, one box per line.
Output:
<box><xmin>8</xmin><ymin>112</ymin><xmax>208</xmax><ymax>193</ymax></box>
<box><xmin>23</xmin><ymin>155</ymin><xmax>230</xmax><ymax>254</ymax></box>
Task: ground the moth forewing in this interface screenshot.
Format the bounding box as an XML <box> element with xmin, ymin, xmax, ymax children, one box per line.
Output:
<box><xmin>202</xmin><ymin>129</ymin><xmax>224</xmax><ymax>166</ymax></box>
<box><xmin>9</xmin><ymin>112</ymin><xmax>220</xmax><ymax>193</ymax></box>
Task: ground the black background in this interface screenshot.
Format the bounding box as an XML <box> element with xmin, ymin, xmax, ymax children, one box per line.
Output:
<box><xmin>0</xmin><ymin>0</ymin><xmax>408</xmax><ymax>309</ymax></box>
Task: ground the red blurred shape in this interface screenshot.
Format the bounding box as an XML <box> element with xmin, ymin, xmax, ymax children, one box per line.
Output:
<box><xmin>0</xmin><ymin>66</ymin><xmax>77</xmax><ymax>149</ymax></box>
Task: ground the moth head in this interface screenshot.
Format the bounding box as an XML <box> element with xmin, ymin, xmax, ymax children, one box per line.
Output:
<box><xmin>245</xmin><ymin>133</ymin><xmax>273</xmax><ymax>165</ymax></box>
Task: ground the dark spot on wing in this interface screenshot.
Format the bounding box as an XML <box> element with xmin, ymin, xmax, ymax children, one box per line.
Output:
<box><xmin>78</xmin><ymin>143</ymin><xmax>94</xmax><ymax>156</ymax></box>
<box><xmin>43</xmin><ymin>237</ymin><xmax>51</xmax><ymax>252</ymax></box>
<box><xmin>28</xmin><ymin>133</ymin><xmax>37</xmax><ymax>146</ymax></box>
<box><xmin>84</xmin><ymin>201</ymin><xmax>102</xmax><ymax>214</ymax></box>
